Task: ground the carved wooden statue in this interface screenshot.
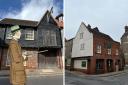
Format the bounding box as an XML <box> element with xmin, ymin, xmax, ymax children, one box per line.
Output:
<box><xmin>8</xmin><ymin>25</ymin><xmax>26</xmax><ymax>85</ymax></box>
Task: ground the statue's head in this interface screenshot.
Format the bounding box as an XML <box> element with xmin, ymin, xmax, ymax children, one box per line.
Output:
<box><xmin>11</xmin><ymin>25</ymin><xmax>21</xmax><ymax>40</ymax></box>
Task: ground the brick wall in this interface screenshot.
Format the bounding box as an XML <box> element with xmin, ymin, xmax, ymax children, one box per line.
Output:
<box><xmin>22</xmin><ymin>49</ymin><xmax>38</xmax><ymax>69</ymax></box>
<box><xmin>92</xmin><ymin>34</ymin><xmax>121</xmax><ymax>73</ymax></box>
<box><xmin>93</xmin><ymin>34</ymin><xmax>120</xmax><ymax>59</ymax></box>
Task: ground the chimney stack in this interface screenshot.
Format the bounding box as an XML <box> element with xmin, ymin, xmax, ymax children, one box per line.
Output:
<box><xmin>125</xmin><ymin>26</ymin><xmax>128</xmax><ymax>32</ymax></box>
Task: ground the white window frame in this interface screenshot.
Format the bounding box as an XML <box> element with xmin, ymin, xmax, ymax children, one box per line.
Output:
<box><xmin>96</xmin><ymin>45</ymin><xmax>101</xmax><ymax>53</ymax></box>
<box><xmin>124</xmin><ymin>53</ymin><xmax>128</xmax><ymax>56</ymax></box>
<box><xmin>116</xmin><ymin>49</ymin><xmax>119</xmax><ymax>55</ymax></box>
<box><xmin>25</xmin><ymin>29</ymin><xmax>34</xmax><ymax>40</ymax></box>
<box><xmin>50</xmin><ymin>31</ymin><xmax>57</xmax><ymax>46</ymax></box>
<box><xmin>107</xmin><ymin>48</ymin><xmax>111</xmax><ymax>55</ymax></box>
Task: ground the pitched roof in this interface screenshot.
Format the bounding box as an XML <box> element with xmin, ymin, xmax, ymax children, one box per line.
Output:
<box><xmin>0</xmin><ymin>18</ymin><xmax>38</xmax><ymax>27</ymax></box>
<box><xmin>37</xmin><ymin>10</ymin><xmax>57</xmax><ymax>26</ymax></box>
<box><xmin>0</xmin><ymin>10</ymin><xmax>60</xmax><ymax>28</ymax></box>
<box><xmin>82</xmin><ymin>22</ymin><xmax>116</xmax><ymax>42</ymax></box>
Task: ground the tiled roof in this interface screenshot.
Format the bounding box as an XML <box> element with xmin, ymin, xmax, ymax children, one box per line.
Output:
<box><xmin>82</xmin><ymin>22</ymin><xmax>118</xmax><ymax>42</ymax></box>
<box><xmin>0</xmin><ymin>11</ymin><xmax>63</xmax><ymax>29</ymax></box>
<box><xmin>0</xmin><ymin>18</ymin><xmax>38</xmax><ymax>27</ymax></box>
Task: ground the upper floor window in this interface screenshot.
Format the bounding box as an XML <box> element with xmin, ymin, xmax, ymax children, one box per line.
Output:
<box><xmin>80</xmin><ymin>43</ymin><xmax>85</xmax><ymax>50</ymax></box>
<box><xmin>43</xmin><ymin>30</ymin><xmax>57</xmax><ymax>46</ymax></box>
<box><xmin>107</xmin><ymin>48</ymin><xmax>111</xmax><ymax>55</ymax></box>
<box><xmin>96</xmin><ymin>45</ymin><xmax>101</xmax><ymax>53</ymax></box>
<box><xmin>25</xmin><ymin>29</ymin><xmax>34</xmax><ymax>40</ymax></box>
<box><xmin>124</xmin><ymin>53</ymin><xmax>128</xmax><ymax>56</ymax></box>
<box><xmin>50</xmin><ymin>31</ymin><xmax>57</xmax><ymax>46</ymax></box>
<box><xmin>6</xmin><ymin>28</ymin><xmax>12</xmax><ymax>39</ymax></box>
<box><xmin>80</xmin><ymin>33</ymin><xmax>84</xmax><ymax>39</ymax></box>
<box><xmin>116</xmin><ymin>49</ymin><xmax>119</xmax><ymax>55</ymax></box>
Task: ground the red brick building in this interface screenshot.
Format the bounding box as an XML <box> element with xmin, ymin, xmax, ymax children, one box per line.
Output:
<box><xmin>71</xmin><ymin>22</ymin><xmax>123</xmax><ymax>74</ymax></box>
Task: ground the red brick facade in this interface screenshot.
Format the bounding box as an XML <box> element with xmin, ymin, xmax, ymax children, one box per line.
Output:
<box><xmin>88</xmin><ymin>33</ymin><xmax>122</xmax><ymax>74</ymax></box>
<box><xmin>0</xmin><ymin>48</ymin><xmax>63</xmax><ymax>71</ymax></box>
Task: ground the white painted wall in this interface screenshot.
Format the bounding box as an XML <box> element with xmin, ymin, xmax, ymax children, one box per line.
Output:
<box><xmin>72</xmin><ymin>23</ymin><xmax>93</xmax><ymax>58</ymax></box>
<box><xmin>74</xmin><ymin>60</ymin><xmax>88</xmax><ymax>69</ymax></box>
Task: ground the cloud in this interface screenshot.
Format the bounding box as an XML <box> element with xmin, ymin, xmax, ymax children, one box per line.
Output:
<box><xmin>65</xmin><ymin>0</ymin><xmax>128</xmax><ymax>41</ymax></box>
<box><xmin>3</xmin><ymin>0</ymin><xmax>61</xmax><ymax>21</ymax></box>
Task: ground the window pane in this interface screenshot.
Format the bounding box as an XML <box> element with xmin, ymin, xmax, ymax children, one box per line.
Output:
<box><xmin>81</xmin><ymin>61</ymin><xmax>86</xmax><ymax>67</ymax></box>
<box><xmin>6</xmin><ymin>28</ymin><xmax>12</xmax><ymax>39</ymax></box>
<box><xmin>25</xmin><ymin>29</ymin><xmax>34</xmax><ymax>40</ymax></box>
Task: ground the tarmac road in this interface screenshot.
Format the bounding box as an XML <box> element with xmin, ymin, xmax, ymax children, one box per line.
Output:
<box><xmin>65</xmin><ymin>70</ymin><xmax>128</xmax><ymax>85</ymax></box>
<box><xmin>0</xmin><ymin>75</ymin><xmax>63</xmax><ymax>85</ymax></box>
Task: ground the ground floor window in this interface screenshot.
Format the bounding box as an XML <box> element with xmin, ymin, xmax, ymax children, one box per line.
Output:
<box><xmin>81</xmin><ymin>61</ymin><xmax>87</xmax><ymax>67</ymax></box>
<box><xmin>74</xmin><ymin>60</ymin><xmax>88</xmax><ymax>69</ymax></box>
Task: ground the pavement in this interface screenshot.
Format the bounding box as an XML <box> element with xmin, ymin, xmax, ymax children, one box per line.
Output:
<box><xmin>65</xmin><ymin>69</ymin><xmax>128</xmax><ymax>85</ymax></box>
<box><xmin>26</xmin><ymin>68</ymin><xmax>63</xmax><ymax>77</ymax></box>
<box><xmin>0</xmin><ymin>69</ymin><xmax>63</xmax><ymax>85</ymax></box>
<box><xmin>0</xmin><ymin>74</ymin><xmax>63</xmax><ymax>85</ymax></box>
<box><xmin>0</xmin><ymin>68</ymin><xmax>63</xmax><ymax>77</ymax></box>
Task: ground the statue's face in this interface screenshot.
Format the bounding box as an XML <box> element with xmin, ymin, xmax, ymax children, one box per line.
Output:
<box><xmin>13</xmin><ymin>30</ymin><xmax>21</xmax><ymax>40</ymax></box>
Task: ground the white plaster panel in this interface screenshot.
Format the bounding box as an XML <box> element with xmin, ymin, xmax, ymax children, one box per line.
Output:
<box><xmin>72</xmin><ymin>23</ymin><xmax>93</xmax><ymax>58</ymax></box>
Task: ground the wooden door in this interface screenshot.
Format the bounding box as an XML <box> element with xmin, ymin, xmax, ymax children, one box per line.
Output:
<box><xmin>38</xmin><ymin>52</ymin><xmax>57</xmax><ymax>69</ymax></box>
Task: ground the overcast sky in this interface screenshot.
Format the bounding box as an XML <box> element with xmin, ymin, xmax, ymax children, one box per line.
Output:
<box><xmin>0</xmin><ymin>0</ymin><xmax>63</xmax><ymax>21</ymax></box>
<box><xmin>65</xmin><ymin>0</ymin><xmax>128</xmax><ymax>42</ymax></box>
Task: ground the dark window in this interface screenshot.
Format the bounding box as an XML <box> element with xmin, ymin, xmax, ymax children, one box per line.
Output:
<box><xmin>6</xmin><ymin>28</ymin><xmax>12</xmax><ymax>39</ymax></box>
<box><xmin>81</xmin><ymin>61</ymin><xmax>87</xmax><ymax>67</ymax></box>
<box><xmin>96</xmin><ymin>59</ymin><xmax>104</xmax><ymax>69</ymax></box>
<box><xmin>80</xmin><ymin>43</ymin><xmax>85</xmax><ymax>50</ymax></box>
<box><xmin>43</xmin><ymin>30</ymin><xmax>57</xmax><ymax>46</ymax></box>
<box><xmin>80</xmin><ymin>33</ymin><xmax>84</xmax><ymax>39</ymax></box>
<box><xmin>50</xmin><ymin>31</ymin><xmax>57</xmax><ymax>46</ymax></box>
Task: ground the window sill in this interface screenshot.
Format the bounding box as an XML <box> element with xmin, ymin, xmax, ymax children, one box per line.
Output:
<box><xmin>25</xmin><ymin>39</ymin><xmax>34</xmax><ymax>41</ymax></box>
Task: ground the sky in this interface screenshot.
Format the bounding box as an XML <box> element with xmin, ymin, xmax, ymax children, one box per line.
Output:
<box><xmin>65</xmin><ymin>0</ymin><xmax>128</xmax><ymax>42</ymax></box>
<box><xmin>0</xmin><ymin>0</ymin><xmax>63</xmax><ymax>21</ymax></box>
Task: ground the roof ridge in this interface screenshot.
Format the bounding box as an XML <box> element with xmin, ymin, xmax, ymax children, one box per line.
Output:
<box><xmin>2</xmin><ymin>18</ymin><xmax>38</xmax><ymax>22</ymax></box>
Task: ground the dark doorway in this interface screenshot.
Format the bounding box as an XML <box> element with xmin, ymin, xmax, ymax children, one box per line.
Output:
<box><xmin>96</xmin><ymin>59</ymin><xmax>104</xmax><ymax>74</ymax></box>
<box><xmin>38</xmin><ymin>49</ymin><xmax>57</xmax><ymax>69</ymax></box>
<box><xmin>38</xmin><ymin>53</ymin><xmax>45</xmax><ymax>69</ymax></box>
<box><xmin>107</xmin><ymin>59</ymin><xmax>113</xmax><ymax>72</ymax></box>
